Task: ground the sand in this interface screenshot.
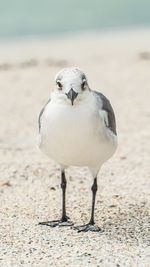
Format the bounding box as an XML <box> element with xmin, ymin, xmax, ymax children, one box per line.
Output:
<box><xmin>0</xmin><ymin>29</ymin><xmax>150</xmax><ymax>266</ymax></box>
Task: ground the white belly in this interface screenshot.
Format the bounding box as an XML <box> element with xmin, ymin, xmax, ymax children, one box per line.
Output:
<box><xmin>39</xmin><ymin>100</ymin><xmax>117</xmax><ymax>168</ymax></box>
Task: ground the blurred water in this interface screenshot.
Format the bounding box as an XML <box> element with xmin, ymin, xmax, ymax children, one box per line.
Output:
<box><xmin>0</xmin><ymin>0</ymin><xmax>150</xmax><ymax>39</ymax></box>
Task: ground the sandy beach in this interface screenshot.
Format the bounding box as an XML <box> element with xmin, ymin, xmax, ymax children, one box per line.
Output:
<box><xmin>0</xmin><ymin>29</ymin><xmax>150</xmax><ymax>266</ymax></box>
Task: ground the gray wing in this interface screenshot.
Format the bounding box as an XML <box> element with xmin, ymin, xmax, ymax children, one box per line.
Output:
<box><xmin>93</xmin><ymin>90</ymin><xmax>117</xmax><ymax>135</ymax></box>
<box><xmin>38</xmin><ymin>99</ymin><xmax>50</xmax><ymax>132</ymax></box>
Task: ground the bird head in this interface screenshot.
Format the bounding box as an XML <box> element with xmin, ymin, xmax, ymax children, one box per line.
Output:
<box><xmin>53</xmin><ymin>67</ymin><xmax>90</xmax><ymax>105</ymax></box>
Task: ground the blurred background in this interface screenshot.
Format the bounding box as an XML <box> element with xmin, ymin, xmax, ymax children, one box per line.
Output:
<box><xmin>0</xmin><ymin>0</ymin><xmax>150</xmax><ymax>39</ymax></box>
<box><xmin>0</xmin><ymin>1</ymin><xmax>150</xmax><ymax>265</ymax></box>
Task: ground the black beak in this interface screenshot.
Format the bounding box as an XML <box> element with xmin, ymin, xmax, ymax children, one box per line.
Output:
<box><xmin>66</xmin><ymin>88</ymin><xmax>78</xmax><ymax>105</ymax></box>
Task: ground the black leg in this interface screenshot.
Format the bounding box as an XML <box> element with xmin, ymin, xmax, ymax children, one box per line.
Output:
<box><xmin>39</xmin><ymin>170</ymin><xmax>73</xmax><ymax>227</ymax></box>
<box><xmin>74</xmin><ymin>177</ymin><xmax>102</xmax><ymax>232</ymax></box>
<box><xmin>60</xmin><ymin>170</ymin><xmax>67</xmax><ymax>221</ymax></box>
<box><xmin>89</xmin><ymin>177</ymin><xmax>97</xmax><ymax>225</ymax></box>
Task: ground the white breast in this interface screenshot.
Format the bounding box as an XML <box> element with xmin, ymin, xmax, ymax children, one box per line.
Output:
<box><xmin>39</xmin><ymin>96</ymin><xmax>117</xmax><ymax>169</ymax></box>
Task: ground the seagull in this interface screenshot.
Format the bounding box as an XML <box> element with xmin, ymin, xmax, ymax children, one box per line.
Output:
<box><xmin>38</xmin><ymin>67</ymin><xmax>117</xmax><ymax>232</ymax></box>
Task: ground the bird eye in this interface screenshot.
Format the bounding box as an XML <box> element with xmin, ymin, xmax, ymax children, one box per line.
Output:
<box><xmin>56</xmin><ymin>81</ymin><xmax>62</xmax><ymax>89</ymax></box>
<box><xmin>81</xmin><ymin>80</ymin><xmax>86</xmax><ymax>90</ymax></box>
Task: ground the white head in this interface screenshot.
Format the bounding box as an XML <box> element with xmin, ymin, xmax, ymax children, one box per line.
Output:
<box><xmin>52</xmin><ymin>67</ymin><xmax>90</xmax><ymax>105</ymax></box>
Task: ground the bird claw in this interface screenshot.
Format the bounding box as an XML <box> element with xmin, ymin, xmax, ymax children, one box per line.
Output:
<box><xmin>73</xmin><ymin>223</ymin><xmax>103</xmax><ymax>232</ymax></box>
<box><xmin>39</xmin><ymin>220</ymin><xmax>74</xmax><ymax>227</ymax></box>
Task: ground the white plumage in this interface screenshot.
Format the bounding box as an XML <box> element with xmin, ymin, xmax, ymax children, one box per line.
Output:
<box><xmin>39</xmin><ymin>88</ymin><xmax>117</xmax><ymax>176</ymax></box>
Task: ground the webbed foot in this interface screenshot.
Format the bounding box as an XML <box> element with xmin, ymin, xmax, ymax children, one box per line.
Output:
<box><xmin>74</xmin><ymin>223</ymin><xmax>103</xmax><ymax>232</ymax></box>
<box><xmin>39</xmin><ymin>219</ymin><xmax>73</xmax><ymax>227</ymax></box>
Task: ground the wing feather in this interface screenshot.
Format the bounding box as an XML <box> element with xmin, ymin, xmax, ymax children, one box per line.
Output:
<box><xmin>93</xmin><ymin>90</ymin><xmax>117</xmax><ymax>135</ymax></box>
<box><xmin>38</xmin><ymin>99</ymin><xmax>50</xmax><ymax>132</ymax></box>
